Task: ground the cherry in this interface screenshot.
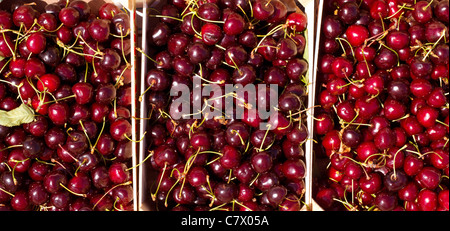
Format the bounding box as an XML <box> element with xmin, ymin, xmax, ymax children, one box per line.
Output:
<box><xmin>28</xmin><ymin>181</ymin><xmax>49</xmax><ymax>206</ymax></box>
<box><xmin>384</xmin><ymin>170</ymin><xmax>408</xmax><ymax>192</ymax></box>
<box><xmin>251</xmin><ymin>151</ymin><xmax>273</xmax><ymax>173</ymax></box>
<box><xmin>220</xmin><ymin>145</ymin><xmax>241</xmax><ymax>169</ymax></box>
<box><xmin>315</xmin><ymin>188</ymin><xmax>338</xmax><ymax>210</ymax></box>
<box><xmin>266</xmin><ymin>185</ymin><xmax>287</xmax><ymax>207</ymax></box>
<box><xmin>418</xmin><ymin>189</ymin><xmax>438</xmax><ymax>211</ymax></box>
<box><xmin>410</xmin><ymin>56</ymin><xmax>433</xmax><ymax>78</ymax></box>
<box><xmin>253</xmin><ymin>0</ymin><xmax>274</xmax><ymax>21</ymax></box>
<box><xmin>68</xmin><ymin>172</ymin><xmax>91</xmax><ymax>195</ymax></box>
<box><xmin>286</xmin><ymin>58</ymin><xmax>308</xmax><ymax>81</ymax></box>
<box><xmin>323</xmin><ymin>15</ymin><xmax>343</xmax><ymax>39</ymax></box>
<box><xmin>12</xmin><ymin>5</ymin><xmax>38</xmax><ymax>29</ymax></box>
<box><xmin>413</xmin><ymin>1</ymin><xmax>433</xmax><ymax>24</ymax></box>
<box><xmin>314</xmin><ymin>113</ymin><xmax>335</xmax><ymax>135</ymax></box>
<box><xmin>359</xmin><ymin>172</ymin><xmax>383</xmax><ymax>194</ymax></box>
<box><xmin>43</xmin><ymin>171</ymin><xmax>68</xmax><ymax>194</ymax></box>
<box><xmin>56</xmin><ymin>25</ymin><xmax>73</xmax><ymax>44</ymax></box>
<box><xmin>7</xmin><ymin>148</ymin><xmax>31</xmax><ymax>173</ymax></box>
<box><xmin>37</xmin><ymin>73</ymin><xmax>61</xmax><ymax>93</ymax></box>
<box><xmin>146</xmin><ymin>69</ymin><xmax>171</xmax><ymax>91</ymax></box>
<box><xmin>223</xmin><ymin>12</ymin><xmax>245</xmax><ymax>36</ymax></box>
<box><xmin>0</xmin><ymin>34</ymin><xmax>14</xmax><ymax>58</ymax></box>
<box><xmin>281</xmin><ymin>159</ymin><xmax>306</xmax><ymax>182</ymax></box>
<box><xmin>95</xmin><ymin>83</ymin><xmax>117</xmax><ymax>105</ymax></box>
<box><xmin>190</xmin><ymin>131</ymin><xmax>211</xmax><ymax>151</ymax></box>
<box><xmin>59</xmin><ymin>7</ymin><xmax>80</xmax><ymax>28</ymax></box>
<box><xmin>386</xmin><ymin>31</ymin><xmax>410</xmax><ymax>50</ymax></box>
<box><xmin>180</xmin><ymin>14</ymin><xmax>201</xmax><ymax>36</ymax></box>
<box><xmin>108</xmin><ymin>162</ymin><xmax>130</xmax><ymax>184</ymax></box>
<box><xmin>356</xmin><ymin>141</ymin><xmax>379</xmax><ymax>163</ymax></box>
<box><xmin>88</xmin><ymin>18</ymin><xmax>110</xmax><ymax>42</ymax></box>
<box><xmin>234</xmin><ymin>161</ymin><xmax>256</xmax><ymax>184</ymax></box>
<box><xmin>345</xmin><ymin>25</ymin><xmax>369</xmax><ymax>47</ymax></box>
<box><xmin>22</xmin><ymin>136</ymin><xmax>45</xmax><ymax>159</ymax></box>
<box><xmin>18</xmin><ymin>79</ymin><xmax>37</xmax><ymax>101</ymax></box>
<box><xmin>28</xmin><ymin>161</ymin><xmax>50</xmax><ymax>181</ymax></box>
<box><xmin>100</xmin><ymin>48</ymin><xmax>121</xmax><ymax>70</ymax></box>
<box><xmin>26</xmin><ymin>32</ymin><xmax>47</xmax><ymax>54</ymax></box>
<box><xmin>429</xmin><ymin>149</ymin><xmax>449</xmax><ymax>170</ymax></box>
<box><xmin>173</xmin><ymin>56</ymin><xmax>194</xmax><ymax>77</ymax></box>
<box><xmin>374</xmin><ymin>47</ymin><xmax>398</xmax><ymax>70</ymax></box>
<box><xmin>110</xmin><ymin>119</ymin><xmax>132</xmax><ymax>142</ymax></box>
<box><xmin>369</xmin><ymin>0</ymin><xmax>388</xmax><ymax>20</ymax></box>
<box><xmin>374</xmin><ymin>192</ymin><xmax>398</xmax><ymax>211</ymax></box>
<box><xmin>286</xmin><ymin>11</ymin><xmax>307</xmax><ymax>32</ymax></box>
<box><xmin>434</xmin><ymin>0</ymin><xmax>449</xmax><ymax>23</ymax></box>
<box><xmin>374</xmin><ymin>127</ymin><xmax>396</xmax><ymax>150</ymax></box>
<box><xmin>338</xmin><ymin>2</ymin><xmax>360</xmax><ymax>24</ymax></box>
<box><xmin>9</xmin><ymin>57</ymin><xmax>27</xmax><ymax>78</ymax></box>
<box><xmin>416</xmin><ymin>106</ymin><xmax>439</xmax><ymax>128</ymax></box>
<box><xmin>48</xmin><ymin>103</ymin><xmax>70</xmax><ymax>126</ymax></box>
<box><xmin>438</xmin><ymin>189</ymin><xmax>449</xmax><ymax>210</ymax></box>
<box><xmin>25</xmin><ymin>57</ymin><xmax>46</xmax><ymax>79</ymax></box>
<box><xmin>426</xmin><ymin>87</ymin><xmax>446</xmax><ymax>108</ymax></box>
<box><xmin>72</xmin><ymin>82</ymin><xmax>94</xmax><ymax>105</ymax></box>
<box><xmin>415</xmin><ymin>167</ymin><xmax>441</xmax><ymax>190</ymax></box>
<box><xmin>331</xmin><ymin>57</ymin><xmax>353</xmax><ymax>78</ymax></box>
<box><xmin>187</xmin><ymin>42</ymin><xmax>211</xmax><ymax>64</ymax></box>
<box><xmin>10</xmin><ymin>191</ymin><xmax>30</xmax><ymax>211</ymax></box>
<box><xmin>39</xmin><ymin>45</ymin><xmax>61</xmax><ymax>67</ymax></box>
<box><xmin>0</xmin><ymin>10</ymin><xmax>12</xmax><ymax>30</ymax></box>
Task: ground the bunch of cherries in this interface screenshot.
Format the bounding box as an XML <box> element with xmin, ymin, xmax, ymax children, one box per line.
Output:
<box><xmin>145</xmin><ymin>0</ymin><xmax>309</xmax><ymax>211</ymax></box>
<box><xmin>0</xmin><ymin>1</ymin><xmax>133</xmax><ymax>211</ymax></box>
<box><xmin>314</xmin><ymin>0</ymin><xmax>449</xmax><ymax>211</ymax></box>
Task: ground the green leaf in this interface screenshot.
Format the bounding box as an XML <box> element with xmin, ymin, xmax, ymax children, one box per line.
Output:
<box><xmin>0</xmin><ymin>103</ymin><xmax>35</xmax><ymax>127</ymax></box>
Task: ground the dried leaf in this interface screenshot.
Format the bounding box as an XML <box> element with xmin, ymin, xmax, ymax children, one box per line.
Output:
<box><xmin>0</xmin><ymin>103</ymin><xmax>35</xmax><ymax>127</ymax></box>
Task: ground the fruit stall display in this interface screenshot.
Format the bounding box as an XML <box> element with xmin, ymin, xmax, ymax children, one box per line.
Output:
<box><xmin>312</xmin><ymin>0</ymin><xmax>449</xmax><ymax>211</ymax></box>
<box><xmin>137</xmin><ymin>0</ymin><xmax>316</xmax><ymax>211</ymax></box>
<box><xmin>0</xmin><ymin>0</ymin><xmax>138</xmax><ymax>211</ymax></box>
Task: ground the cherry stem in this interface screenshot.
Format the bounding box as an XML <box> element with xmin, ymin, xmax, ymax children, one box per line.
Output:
<box><xmin>422</xmin><ymin>30</ymin><xmax>446</xmax><ymax>61</ymax></box>
<box><xmin>0</xmin><ymin>187</ymin><xmax>14</xmax><ymax>197</ymax></box>
<box><xmin>79</xmin><ymin>120</ymin><xmax>94</xmax><ymax>151</ymax></box>
<box><xmin>59</xmin><ymin>182</ymin><xmax>86</xmax><ymax>197</ymax></box>
<box><xmin>124</xmin><ymin>131</ymin><xmax>146</xmax><ymax>143</ymax></box>
<box><xmin>91</xmin><ymin>180</ymin><xmax>132</xmax><ymax>210</ymax></box>
<box><xmin>91</xmin><ymin>117</ymin><xmax>106</xmax><ymax>154</ymax></box>
<box><xmin>151</xmin><ymin>161</ymin><xmax>167</xmax><ymax>201</ymax></box>
<box><xmin>336</xmin><ymin>37</ymin><xmax>355</xmax><ymax>58</ymax></box>
<box><xmin>126</xmin><ymin>149</ymin><xmax>153</xmax><ymax>172</ymax></box>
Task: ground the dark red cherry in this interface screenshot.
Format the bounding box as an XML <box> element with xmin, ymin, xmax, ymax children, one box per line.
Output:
<box><xmin>26</xmin><ymin>32</ymin><xmax>46</xmax><ymax>54</ymax></box>
<box><xmin>253</xmin><ymin>0</ymin><xmax>274</xmax><ymax>21</ymax></box>
<box><xmin>13</xmin><ymin>5</ymin><xmax>38</xmax><ymax>29</ymax></box>
<box><xmin>282</xmin><ymin>159</ymin><xmax>306</xmax><ymax>182</ymax></box>
<box><xmin>59</xmin><ymin>7</ymin><xmax>80</xmax><ymax>28</ymax></box>
<box><xmin>345</xmin><ymin>24</ymin><xmax>369</xmax><ymax>47</ymax></box>
<box><xmin>48</xmin><ymin>103</ymin><xmax>69</xmax><ymax>126</ymax></box>
<box><xmin>201</xmin><ymin>23</ymin><xmax>223</xmax><ymax>46</ymax></box>
<box><xmin>88</xmin><ymin>18</ymin><xmax>110</xmax><ymax>42</ymax></box>
<box><xmin>286</xmin><ymin>11</ymin><xmax>307</xmax><ymax>32</ymax></box>
<box><xmin>413</xmin><ymin>1</ymin><xmax>433</xmax><ymax>24</ymax></box>
<box><xmin>108</xmin><ymin>162</ymin><xmax>130</xmax><ymax>184</ymax></box>
<box><xmin>110</xmin><ymin>119</ymin><xmax>132</xmax><ymax>142</ymax></box>
<box><xmin>223</xmin><ymin>12</ymin><xmax>245</xmax><ymax>35</ymax></box>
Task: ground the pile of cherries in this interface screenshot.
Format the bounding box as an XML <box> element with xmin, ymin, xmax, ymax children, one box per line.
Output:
<box><xmin>314</xmin><ymin>0</ymin><xmax>449</xmax><ymax>211</ymax></box>
<box><xmin>0</xmin><ymin>1</ymin><xmax>133</xmax><ymax>211</ymax></box>
<box><xmin>145</xmin><ymin>0</ymin><xmax>309</xmax><ymax>211</ymax></box>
